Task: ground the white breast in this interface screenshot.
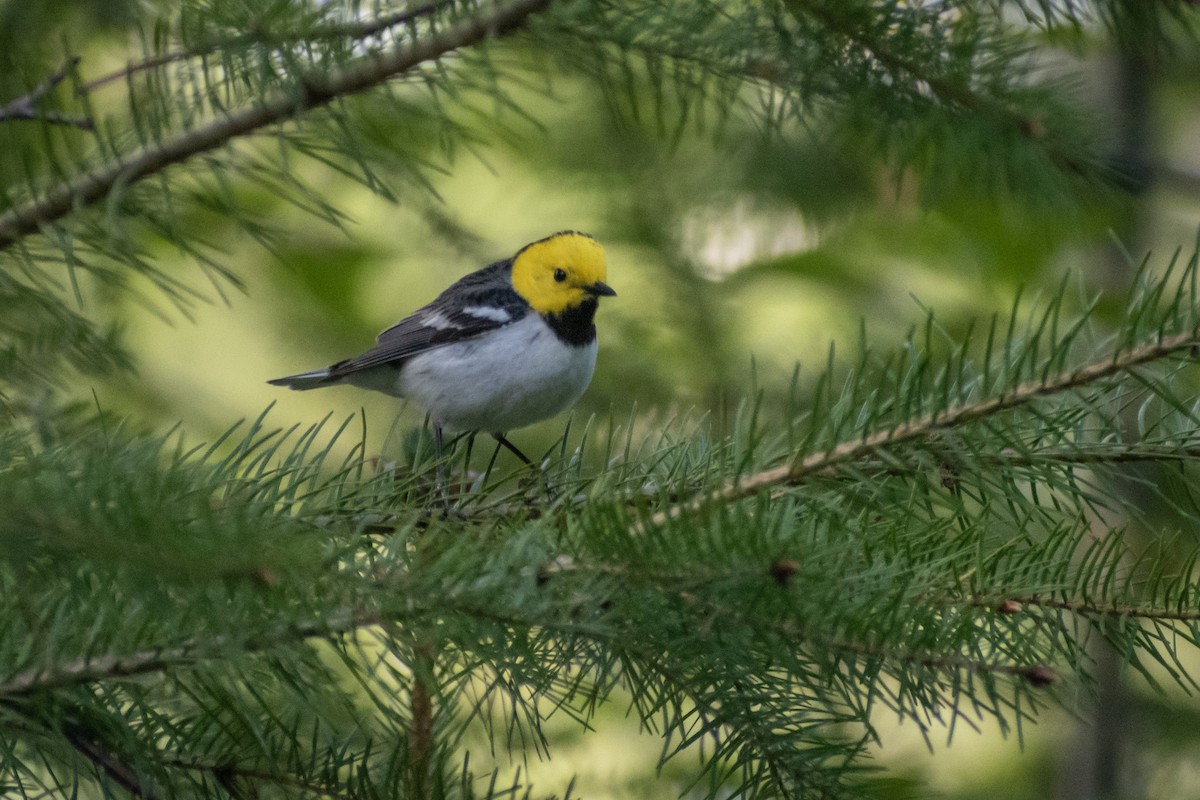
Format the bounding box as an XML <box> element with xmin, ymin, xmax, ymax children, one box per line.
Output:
<box><xmin>388</xmin><ymin>314</ymin><xmax>598</xmax><ymax>433</ymax></box>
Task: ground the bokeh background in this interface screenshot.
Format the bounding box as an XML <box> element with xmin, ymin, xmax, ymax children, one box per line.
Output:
<box><xmin>4</xmin><ymin>0</ymin><xmax>1200</xmax><ymax>796</ymax></box>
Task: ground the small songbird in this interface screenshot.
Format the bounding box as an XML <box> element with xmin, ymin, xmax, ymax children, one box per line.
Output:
<box><xmin>269</xmin><ymin>231</ymin><xmax>615</xmax><ymax>471</ymax></box>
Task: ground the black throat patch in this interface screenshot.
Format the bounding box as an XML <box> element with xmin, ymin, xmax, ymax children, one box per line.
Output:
<box><xmin>543</xmin><ymin>298</ymin><xmax>599</xmax><ymax>346</ymax></box>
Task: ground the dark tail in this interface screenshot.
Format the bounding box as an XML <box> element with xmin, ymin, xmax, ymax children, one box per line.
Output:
<box><xmin>267</xmin><ymin>367</ymin><xmax>338</xmax><ymax>390</ymax></box>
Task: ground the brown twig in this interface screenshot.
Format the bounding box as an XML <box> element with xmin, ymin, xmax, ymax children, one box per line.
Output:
<box><xmin>162</xmin><ymin>756</ymin><xmax>359</xmax><ymax>800</ymax></box>
<box><xmin>809</xmin><ymin>443</ymin><xmax>1200</xmax><ymax>483</ymax></box>
<box><xmin>829</xmin><ymin>635</ymin><xmax>1058</xmax><ymax>687</ymax></box>
<box><xmin>0</xmin><ymin>57</ymin><xmax>94</xmax><ymax>129</ymax></box>
<box><xmin>64</xmin><ymin>726</ymin><xmax>163</xmax><ymax>800</ymax></box>
<box><xmin>407</xmin><ymin>638</ymin><xmax>437</xmax><ymax>794</ymax></box>
<box><xmin>646</xmin><ymin>329</ymin><xmax>1200</xmax><ymax>529</ymax></box>
<box><xmin>0</xmin><ymin>0</ymin><xmax>556</xmax><ymax>251</ymax></box>
<box><xmin>0</xmin><ymin>609</ymin><xmax>383</xmax><ymax>697</ymax></box>
<box><xmin>984</xmin><ymin>595</ymin><xmax>1200</xmax><ymax>623</ymax></box>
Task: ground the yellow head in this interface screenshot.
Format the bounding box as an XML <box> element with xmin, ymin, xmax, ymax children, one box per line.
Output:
<box><xmin>511</xmin><ymin>231</ymin><xmax>615</xmax><ymax>315</ymax></box>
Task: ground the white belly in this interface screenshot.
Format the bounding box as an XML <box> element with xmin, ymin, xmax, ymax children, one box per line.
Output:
<box><xmin>373</xmin><ymin>314</ymin><xmax>597</xmax><ymax>433</ymax></box>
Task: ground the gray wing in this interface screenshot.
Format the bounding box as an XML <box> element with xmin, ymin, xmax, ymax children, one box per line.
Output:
<box><xmin>269</xmin><ymin>259</ymin><xmax>530</xmax><ymax>389</ymax></box>
<box><xmin>326</xmin><ymin>259</ymin><xmax>529</xmax><ymax>376</ymax></box>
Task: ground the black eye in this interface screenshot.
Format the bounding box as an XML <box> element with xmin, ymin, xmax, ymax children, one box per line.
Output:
<box><xmin>553</xmin><ymin>268</ymin><xmax>567</xmax><ymax>283</ymax></box>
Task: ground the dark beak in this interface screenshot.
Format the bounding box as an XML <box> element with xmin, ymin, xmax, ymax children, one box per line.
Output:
<box><xmin>589</xmin><ymin>281</ymin><xmax>617</xmax><ymax>297</ymax></box>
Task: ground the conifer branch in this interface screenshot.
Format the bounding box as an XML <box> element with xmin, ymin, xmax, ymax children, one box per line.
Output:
<box><xmin>0</xmin><ymin>0</ymin><xmax>555</xmax><ymax>251</ymax></box>
<box><xmin>78</xmin><ymin>2</ymin><xmax>449</xmax><ymax>94</ymax></box>
<box><xmin>783</xmin><ymin>0</ymin><xmax>1093</xmax><ymax>175</ymax></box>
<box><xmin>0</xmin><ymin>57</ymin><xmax>94</xmax><ymax>129</ymax></box>
<box><xmin>64</xmin><ymin>727</ymin><xmax>162</xmax><ymax>800</ymax></box>
<box><xmin>983</xmin><ymin>596</ymin><xmax>1200</xmax><ymax>623</ymax></box>
<box><xmin>822</xmin><ymin>443</ymin><xmax>1200</xmax><ymax>481</ymax></box>
<box><xmin>0</xmin><ymin>609</ymin><xmax>384</xmax><ymax>697</ymax></box>
<box><xmin>639</xmin><ymin>654</ymin><xmax>795</xmax><ymax>796</ymax></box>
<box><xmin>832</xmin><ymin>637</ymin><xmax>1059</xmax><ymax>688</ymax></box>
<box><xmin>407</xmin><ymin>636</ymin><xmax>438</xmax><ymax>794</ymax></box>
<box><xmin>785</xmin><ymin>1</ymin><xmax>1030</xmax><ymax>124</ymax></box>
<box><xmin>1</xmin><ymin>650</ymin><xmax>187</xmax><ymax>696</ymax></box>
<box><xmin>649</xmin><ymin>329</ymin><xmax>1200</xmax><ymax>528</ymax></box>
<box><xmin>0</xmin><ymin>595</ymin><xmax>624</xmax><ymax>700</ymax></box>
<box><xmin>983</xmin><ymin>444</ymin><xmax>1200</xmax><ymax>468</ymax></box>
<box><xmin>163</xmin><ymin>757</ymin><xmax>357</xmax><ymax>800</ymax></box>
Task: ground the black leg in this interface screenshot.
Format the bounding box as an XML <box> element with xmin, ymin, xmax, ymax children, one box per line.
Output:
<box><xmin>491</xmin><ymin>432</ymin><xmax>533</xmax><ymax>466</ymax></box>
<box><xmin>492</xmin><ymin>432</ymin><xmax>555</xmax><ymax>501</ymax></box>
<box><xmin>434</xmin><ymin>422</ymin><xmax>449</xmax><ymax>511</ymax></box>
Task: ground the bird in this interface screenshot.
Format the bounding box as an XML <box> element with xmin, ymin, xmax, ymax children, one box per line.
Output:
<box><xmin>269</xmin><ymin>231</ymin><xmax>615</xmax><ymax>488</ymax></box>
